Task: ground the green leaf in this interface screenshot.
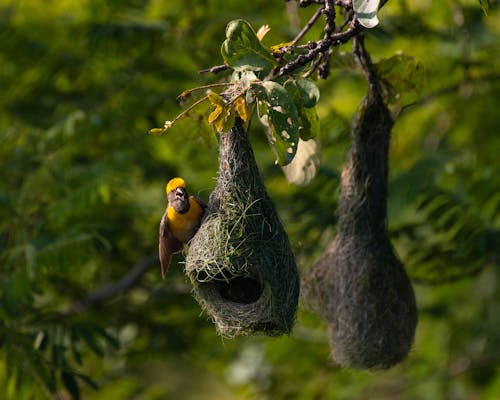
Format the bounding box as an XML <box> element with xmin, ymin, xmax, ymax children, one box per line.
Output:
<box><xmin>252</xmin><ymin>81</ymin><xmax>300</xmax><ymax>165</ymax></box>
<box><xmin>74</xmin><ymin>373</ymin><xmax>99</xmax><ymax>390</ymax></box>
<box><xmin>79</xmin><ymin>327</ymin><xmax>104</xmax><ymax>357</ymax></box>
<box><xmin>221</xmin><ymin>20</ymin><xmax>277</xmax><ymax>72</ymax></box>
<box><xmin>353</xmin><ymin>0</ymin><xmax>380</xmax><ymax>28</ymax></box>
<box><xmin>62</xmin><ymin>371</ymin><xmax>81</xmax><ymax>400</ymax></box>
<box><xmin>297</xmin><ymin>106</ymin><xmax>320</xmax><ymax>140</ymax></box>
<box><xmin>284</xmin><ymin>79</ymin><xmax>320</xmax><ymax>108</ymax></box>
<box><xmin>284</xmin><ymin>79</ymin><xmax>320</xmax><ymax>140</ymax></box>
<box><xmin>375</xmin><ymin>54</ymin><xmax>425</xmax><ymax>105</ymax></box>
<box><xmin>94</xmin><ymin>326</ymin><xmax>120</xmax><ymax>349</ymax></box>
<box><xmin>478</xmin><ymin>0</ymin><xmax>489</xmax><ymax>15</ymax></box>
<box><xmin>330</xmin><ymin>51</ymin><xmax>358</xmax><ymax>70</ymax></box>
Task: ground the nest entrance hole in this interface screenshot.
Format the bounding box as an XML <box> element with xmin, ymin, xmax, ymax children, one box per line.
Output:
<box><xmin>197</xmin><ymin>272</ymin><xmax>264</xmax><ymax>304</ymax></box>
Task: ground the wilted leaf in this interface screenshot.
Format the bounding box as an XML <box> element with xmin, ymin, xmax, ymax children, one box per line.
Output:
<box><xmin>207</xmin><ymin>92</ymin><xmax>225</xmax><ymax>107</ymax></box>
<box><xmin>281</xmin><ymin>138</ymin><xmax>321</xmax><ymax>186</ymax></box>
<box><xmin>252</xmin><ymin>81</ymin><xmax>300</xmax><ymax>165</ymax></box>
<box><xmin>233</xmin><ymin>96</ymin><xmax>251</xmax><ymax>122</ymax></box>
<box><xmin>221</xmin><ymin>19</ymin><xmax>277</xmax><ymax>72</ymax></box>
<box><xmin>256</xmin><ymin>24</ymin><xmax>271</xmax><ymax>41</ymax></box>
<box><xmin>208</xmin><ymin>106</ymin><xmax>223</xmax><ymax>124</ymax></box>
<box><xmin>353</xmin><ymin>0</ymin><xmax>380</xmax><ymax>28</ymax></box>
<box><xmin>207</xmin><ymin>92</ymin><xmax>235</xmax><ymax>132</ymax></box>
<box><xmin>148</xmin><ymin>127</ymin><xmax>165</xmax><ymax>136</ymax></box>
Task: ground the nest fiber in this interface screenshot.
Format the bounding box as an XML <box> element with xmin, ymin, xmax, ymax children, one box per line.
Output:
<box><xmin>302</xmin><ymin>90</ymin><xmax>418</xmax><ymax>369</ymax></box>
<box><xmin>185</xmin><ymin>119</ymin><xmax>299</xmax><ymax>337</ymax></box>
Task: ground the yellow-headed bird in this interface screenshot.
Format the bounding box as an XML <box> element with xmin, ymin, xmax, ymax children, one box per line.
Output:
<box><xmin>159</xmin><ymin>177</ymin><xmax>206</xmax><ymax>279</ymax></box>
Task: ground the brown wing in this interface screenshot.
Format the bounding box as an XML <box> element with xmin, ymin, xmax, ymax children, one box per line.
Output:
<box><xmin>190</xmin><ymin>195</ymin><xmax>206</xmax><ymax>208</ymax></box>
<box><xmin>192</xmin><ymin>196</ymin><xmax>208</xmax><ymax>219</ymax></box>
<box><xmin>159</xmin><ymin>211</ymin><xmax>183</xmax><ymax>280</ymax></box>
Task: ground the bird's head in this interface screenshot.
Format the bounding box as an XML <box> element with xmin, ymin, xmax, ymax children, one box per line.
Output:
<box><xmin>166</xmin><ymin>177</ymin><xmax>186</xmax><ymax>195</ymax></box>
<box><xmin>166</xmin><ymin>177</ymin><xmax>190</xmax><ymax>213</ymax></box>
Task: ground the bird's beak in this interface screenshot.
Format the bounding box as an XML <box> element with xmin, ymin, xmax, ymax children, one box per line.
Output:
<box><xmin>175</xmin><ymin>188</ymin><xmax>185</xmax><ymax>198</ymax></box>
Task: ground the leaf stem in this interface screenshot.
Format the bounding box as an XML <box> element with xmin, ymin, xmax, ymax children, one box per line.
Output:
<box><xmin>177</xmin><ymin>83</ymin><xmax>232</xmax><ymax>101</ymax></box>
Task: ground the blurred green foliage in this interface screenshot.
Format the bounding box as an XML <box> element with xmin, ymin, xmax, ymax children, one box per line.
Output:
<box><xmin>0</xmin><ymin>0</ymin><xmax>499</xmax><ymax>399</ymax></box>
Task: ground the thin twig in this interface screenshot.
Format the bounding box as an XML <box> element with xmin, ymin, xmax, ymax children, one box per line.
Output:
<box><xmin>291</xmin><ymin>6</ymin><xmax>324</xmax><ymax>46</ymax></box>
<box><xmin>353</xmin><ymin>33</ymin><xmax>383</xmax><ymax>100</ymax></box>
<box><xmin>199</xmin><ymin>64</ymin><xmax>229</xmax><ymax>74</ymax></box>
<box><xmin>323</xmin><ymin>0</ymin><xmax>336</xmax><ymax>38</ymax></box>
<box><xmin>177</xmin><ymin>82</ymin><xmax>232</xmax><ymax>101</ymax></box>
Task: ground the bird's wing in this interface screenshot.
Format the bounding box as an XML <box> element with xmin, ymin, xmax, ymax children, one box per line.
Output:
<box><xmin>192</xmin><ymin>196</ymin><xmax>208</xmax><ymax>215</ymax></box>
<box><xmin>159</xmin><ymin>211</ymin><xmax>183</xmax><ymax>280</ymax></box>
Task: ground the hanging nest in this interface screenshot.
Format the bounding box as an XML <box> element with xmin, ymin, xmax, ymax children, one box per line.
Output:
<box><xmin>302</xmin><ymin>59</ymin><xmax>418</xmax><ymax>369</ymax></box>
<box><xmin>185</xmin><ymin>118</ymin><xmax>300</xmax><ymax>337</ymax></box>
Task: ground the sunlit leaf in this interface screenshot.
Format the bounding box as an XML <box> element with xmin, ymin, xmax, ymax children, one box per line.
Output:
<box><xmin>256</xmin><ymin>24</ymin><xmax>271</xmax><ymax>41</ymax></box>
<box><xmin>215</xmin><ymin>108</ymin><xmax>235</xmax><ymax>133</ymax></box>
<box><xmin>221</xmin><ymin>19</ymin><xmax>277</xmax><ymax>72</ymax></box>
<box><xmin>207</xmin><ymin>92</ymin><xmax>234</xmax><ymax>132</ymax></box>
<box><xmin>270</xmin><ymin>41</ymin><xmax>294</xmax><ymax>55</ymax></box>
<box><xmin>353</xmin><ymin>0</ymin><xmax>380</xmax><ymax>28</ymax></box>
<box><xmin>148</xmin><ymin>127</ymin><xmax>166</xmax><ymax>135</ymax></box>
<box><xmin>207</xmin><ymin>92</ymin><xmax>226</xmax><ymax>107</ymax></box>
<box><xmin>233</xmin><ymin>96</ymin><xmax>251</xmax><ymax>122</ymax></box>
<box><xmin>208</xmin><ymin>105</ymin><xmax>223</xmax><ymax>124</ymax></box>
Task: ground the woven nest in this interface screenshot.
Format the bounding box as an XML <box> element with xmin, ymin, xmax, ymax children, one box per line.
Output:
<box><xmin>185</xmin><ymin>119</ymin><xmax>299</xmax><ymax>337</ymax></box>
<box><xmin>302</xmin><ymin>90</ymin><xmax>418</xmax><ymax>369</ymax></box>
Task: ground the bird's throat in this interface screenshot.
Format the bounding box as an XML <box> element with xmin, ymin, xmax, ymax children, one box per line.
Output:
<box><xmin>171</xmin><ymin>198</ymin><xmax>190</xmax><ymax>214</ymax></box>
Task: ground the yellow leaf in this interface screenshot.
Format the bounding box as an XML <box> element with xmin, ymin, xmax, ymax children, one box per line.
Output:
<box><xmin>208</xmin><ymin>105</ymin><xmax>223</xmax><ymax>124</ymax></box>
<box><xmin>234</xmin><ymin>96</ymin><xmax>250</xmax><ymax>122</ymax></box>
<box><xmin>216</xmin><ymin>109</ymin><xmax>235</xmax><ymax>133</ymax></box>
<box><xmin>148</xmin><ymin>128</ymin><xmax>166</xmax><ymax>136</ymax></box>
<box><xmin>270</xmin><ymin>41</ymin><xmax>294</xmax><ymax>55</ymax></box>
<box><xmin>207</xmin><ymin>92</ymin><xmax>226</xmax><ymax>107</ymax></box>
<box><xmin>256</xmin><ymin>24</ymin><xmax>271</xmax><ymax>41</ymax></box>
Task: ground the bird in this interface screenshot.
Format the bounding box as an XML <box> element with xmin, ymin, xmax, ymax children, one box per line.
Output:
<box><xmin>159</xmin><ymin>177</ymin><xmax>206</xmax><ymax>279</ymax></box>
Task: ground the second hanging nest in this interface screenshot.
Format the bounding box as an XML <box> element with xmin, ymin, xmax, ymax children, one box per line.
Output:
<box><xmin>302</xmin><ymin>39</ymin><xmax>418</xmax><ymax>369</ymax></box>
<box><xmin>185</xmin><ymin>118</ymin><xmax>300</xmax><ymax>337</ymax></box>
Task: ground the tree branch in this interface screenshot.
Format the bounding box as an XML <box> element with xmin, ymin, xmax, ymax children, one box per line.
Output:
<box><xmin>277</xmin><ymin>19</ymin><xmax>360</xmax><ymax>78</ymax></box>
<box><xmin>353</xmin><ymin>33</ymin><xmax>384</xmax><ymax>101</ymax></box>
<box><xmin>71</xmin><ymin>254</ymin><xmax>158</xmax><ymax>313</ymax></box>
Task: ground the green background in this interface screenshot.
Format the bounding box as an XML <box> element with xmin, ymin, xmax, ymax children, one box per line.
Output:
<box><xmin>0</xmin><ymin>0</ymin><xmax>499</xmax><ymax>398</ymax></box>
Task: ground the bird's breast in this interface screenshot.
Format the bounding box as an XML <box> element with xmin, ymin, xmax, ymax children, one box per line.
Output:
<box><xmin>167</xmin><ymin>197</ymin><xmax>204</xmax><ymax>243</ymax></box>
